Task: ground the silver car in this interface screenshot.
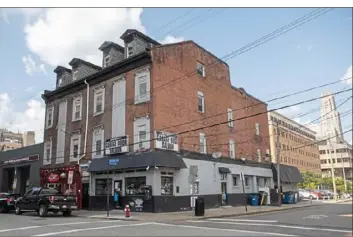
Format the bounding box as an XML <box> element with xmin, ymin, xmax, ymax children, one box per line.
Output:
<box><xmin>298</xmin><ymin>189</ymin><xmax>320</xmax><ymax>199</ymax></box>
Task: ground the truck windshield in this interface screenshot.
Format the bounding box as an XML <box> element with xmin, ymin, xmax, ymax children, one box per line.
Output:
<box><xmin>40</xmin><ymin>189</ymin><xmax>61</xmax><ymax>195</ymax></box>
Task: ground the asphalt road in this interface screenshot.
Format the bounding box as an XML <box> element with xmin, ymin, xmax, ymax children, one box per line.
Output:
<box><xmin>0</xmin><ymin>202</ymin><xmax>351</xmax><ymax>236</ymax></box>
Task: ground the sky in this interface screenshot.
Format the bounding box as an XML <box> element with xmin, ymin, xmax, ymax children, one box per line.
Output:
<box><xmin>0</xmin><ymin>8</ymin><xmax>352</xmax><ymax>144</ymax></box>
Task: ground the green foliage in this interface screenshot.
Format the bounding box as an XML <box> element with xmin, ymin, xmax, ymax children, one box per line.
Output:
<box><xmin>298</xmin><ymin>171</ymin><xmax>352</xmax><ymax>194</ymax></box>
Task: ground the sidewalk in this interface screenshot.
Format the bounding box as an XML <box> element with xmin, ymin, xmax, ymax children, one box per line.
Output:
<box><xmin>75</xmin><ymin>200</ymin><xmax>331</xmax><ymax>222</ymax></box>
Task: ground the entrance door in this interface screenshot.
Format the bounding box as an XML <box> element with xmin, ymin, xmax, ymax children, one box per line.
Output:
<box><xmin>114</xmin><ymin>180</ymin><xmax>122</xmax><ymax>208</ymax></box>
<box><xmin>82</xmin><ymin>183</ymin><xmax>89</xmax><ymax>209</ymax></box>
<box><xmin>221</xmin><ymin>182</ymin><xmax>227</xmax><ymax>206</ymax></box>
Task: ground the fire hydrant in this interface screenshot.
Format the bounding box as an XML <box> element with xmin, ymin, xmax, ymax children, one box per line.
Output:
<box><xmin>124</xmin><ymin>204</ymin><xmax>130</xmax><ymax>218</ymax></box>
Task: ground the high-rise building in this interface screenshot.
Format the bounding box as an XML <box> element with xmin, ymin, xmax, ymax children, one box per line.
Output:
<box><xmin>318</xmin><ymin>91</ymin><xmax>352</xmax><ymax>180</ymax></box>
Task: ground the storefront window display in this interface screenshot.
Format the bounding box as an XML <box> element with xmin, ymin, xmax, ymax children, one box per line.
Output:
<box><xmin>161</xmin><ymin>176</ymin><xmax>173</xmax><ymax>195</ymax></box>
<box><xmin>95</xmin><ymin>179</ymin><xmax>112</xmax><ymax>195</ymax></box>
<box><xmin>125</xmin><ymin>177</ymin><xmax>146</xmax><ymax>196</ymax></box>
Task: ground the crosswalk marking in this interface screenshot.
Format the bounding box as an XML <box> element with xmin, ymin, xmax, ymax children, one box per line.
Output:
<box><xmin>208</xmin><ymin>218</ymin><xmax>278</xmax><ymax>223</ymax></box>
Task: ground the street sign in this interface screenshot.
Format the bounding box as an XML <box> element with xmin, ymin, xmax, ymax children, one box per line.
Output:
<box><xmin>108</xmin><ymin>158</ymin><xmax>120</xmax><ymax>166</ymax></box>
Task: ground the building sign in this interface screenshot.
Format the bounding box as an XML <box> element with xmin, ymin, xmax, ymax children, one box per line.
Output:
<box><xmin>155</xmin><ymin>131</ymin><xmax>178</xmax><ymax>151</ymax></box>
<box><xmin>47</xmin><ymin>173</ymin><xmax>60</xmax><ymax>183</ymax></box>
<box><xmin>67</xmin><ymin>171</ymin><xmax>74</xmax><ymax>185</ymax></box>
<box><xmin>105</xmin><ymin>136</ymin><xmax>129</xmax><ymax>155</ymax></box>
<box><xmin>0</xmin><ymin>154</ymin><xmax>39</xmax><ymax>166</ymax></box>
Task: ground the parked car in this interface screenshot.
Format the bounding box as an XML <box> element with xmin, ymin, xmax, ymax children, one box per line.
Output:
<box><xmin>298</xmin><ymin>189</ymin><xmax>322</xmax><ymax>199</ymax></box>
<box><xmin>0</xmin><ymin>193</ymin><xmax>17</xmax><ymax>213</ymax></box>
<box><xmin>15</xmin><ymin>187</ymin><xmax>77</xmax><ymax>217</ymax></box>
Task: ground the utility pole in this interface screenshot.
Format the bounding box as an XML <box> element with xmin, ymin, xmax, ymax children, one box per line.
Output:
<box><xmin>276</xmin><ymin>123</ymin><xmax>281</xmax><ymax>207</ymax></box>
<box><xmin>328</xmin><ymin>139</ymin><xmax>338</xmax><ymax>201</ymax></box>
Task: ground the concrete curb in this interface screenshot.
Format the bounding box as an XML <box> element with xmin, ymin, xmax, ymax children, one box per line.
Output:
<box><xmin>74</xmin><ymin>215</ymin><xmax>139</xmax><ymax>221</ymax></box>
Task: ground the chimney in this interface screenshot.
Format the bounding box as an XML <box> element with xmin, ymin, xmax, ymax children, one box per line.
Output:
<box><xmin>23</xmin><ymin>131</ymin><xmax>35</xmax><ymax>146</ymax></box>
<box><xmin>54</xmin><ymin>66</ymin><xmax>72</xmax><ymax>88</ymax></box>
<box><xmin>99</xmin><ymin>41</ymin><xmax>125</xmax><ymax>68</ymax></box>
<box><xmin>69</xmin><ymin>58</ymin><xmax>101</xmax><ymax>81</ymax></box>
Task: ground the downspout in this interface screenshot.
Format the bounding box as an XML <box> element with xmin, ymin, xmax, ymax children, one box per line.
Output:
<box><xmin>78</xmin><ymin>79</ymin><xmax>90</xmax><ymax>166</ymax></box>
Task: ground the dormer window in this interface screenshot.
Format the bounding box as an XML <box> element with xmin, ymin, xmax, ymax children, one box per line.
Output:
<box><xmin>72</xmin><ymin>71</ymin><xmax>78</xmax><ymax>81</ymax></box>
<box><xmin>104</xmin><ymin>55</ymin><xmax>110</xmax><ymax>67</ymax></box>
<box><xmin>58</xmin><ymin>78</ymin><xmax>63</xmax><ymax>87</ymax></box>
<box><xmin>127</xmin><ymin>46</ymin><xmax>133</xmax><ymax>57</ymax></box>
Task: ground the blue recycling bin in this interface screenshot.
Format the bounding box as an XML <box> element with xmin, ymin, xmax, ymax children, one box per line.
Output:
<box><xmin>283</xmin><ymin>192</ymin><xmax>295</xmax><ymax>204</ymax></box>
<box><xmin>249</xmin><ymin>195</ymin><xmax>259</xmax><ymax>206</ymax></box>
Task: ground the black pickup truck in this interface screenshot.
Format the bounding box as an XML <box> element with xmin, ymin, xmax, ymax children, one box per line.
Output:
<box><xmin>0</xmin><ymin>193</ymin><xmax>18</xmax><ymax>213</ymax></box>
<box><xmin>15</xmin><ymin>187</ymin><xmax>77</xmax><ymax>217</ymax></box>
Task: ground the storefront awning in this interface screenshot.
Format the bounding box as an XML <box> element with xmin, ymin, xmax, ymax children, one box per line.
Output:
<box><xmin>88</xmin><ymin>150</ymin><xmax>187</xmax><ymax>172</ymax></box>
<box><xmin>218</xmin><ymin>167</ymin><xmax>231</xmax><ymax>173</ymax></box>
<box><xmin>272</xmin><ymin>164</ymin><xmax>303</xmax><ymax>183</ymax></box>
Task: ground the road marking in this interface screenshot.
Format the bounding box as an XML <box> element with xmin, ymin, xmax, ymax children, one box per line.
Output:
<box><xmin>152</xmin><ymin>222</ymin><xmax>296</xmax><ymax>236</ymax></box>
<box><xmin>33</xmin><ymin>222</ymin><xmax>153</xmax><ymax>236</ymax></box>
<box><xmin>0</xmin><ymin>220</ymin><xmax>121</xmax><ymax>233</ymax></box>
<box><xmin>303</xmin><ymin>215</ymin><xmax>328</xmax><ymax>219</ymax></box>
<box><xmin>209</xmin><ymin>218</ymin><xmax>278</xmax><ymax>223</ymax></box>
<box><xmin>187</xmin><ymin>220</ymin><xmax>351</xmax><ymax>233</ymax></box>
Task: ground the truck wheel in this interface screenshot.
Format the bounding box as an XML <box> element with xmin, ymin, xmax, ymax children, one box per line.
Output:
<box><xmin>63</xmin><ymin>211</ymin><xmax>72</xmax><ymax>217</ymax></box>
<box><xmin>15</xmin><ymin>206</ymin><xmax>22</xmax><ymax>215</ymax></box>
<box><xmin>39</xmin><ymin>205</ymin><xmax>48</xmax><ymax>217</ymax></box>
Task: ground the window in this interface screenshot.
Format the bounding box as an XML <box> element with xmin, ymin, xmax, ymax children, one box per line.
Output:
<box><xmin>72</xmin><ymin>96</ymin><xmax>82</xmax><ymax>121</ymax></box>
<box><xmin>125</xmin><ymin>177</ymin><xmax>146</xmax><ymax>196</ymax></box>
<box><xmin>43</xmin><ymin>140</ymin><xmax>52</xmax><ymax>165</ymax></box>
<box><xmin>104</xmin><ymin>55</ymin><xmax>110</xmax><ymax>67</ymax></box>
<box><xmin>161</xmin><ymin>176</ymin><xmax>173</xmax><ymax>195</ymax></box>
<box><xmin>244</xmin><ymin>176</ymin><xmax>250</xmax><ymax>187</ymax></box>
<box><xmin>95</xmin><ymin>179</ymin><xmax>112</xmax><ymax>195</ymax></box>
<box><xmin>197</xmin><ymin>91</ymin><xmax>205</xmax><ymax>113</ymax></box>
<box><xmin>227</xmin><ymin>108</ymin><xmax>233</xmax><ymax>127</ymax></box>
<box><xmin>127</xmin><ymin>46</ymin><xmax>133</xmax><ymax>57</ymax></box>
<box><xmin>255</xmin><ymin>123</ymin><xmax>260</xmax><ymax>136</ymax></box>
<box><xmin>232</xmin><ymin>175</ymin><xmax>239</xmax><ymax>186</ymax></box>
<box><xmin>58</xmin><ymin>78</ymin><xmax>63</xmax><ymax>87</ymax></box>
<box><xmin>200</xmin><ymin>133</ymin><xmax>206</xmax><ymax>154</ymax></box>
<box><xmin>229</xmin><ymin>139</ymin><xmax>235</xmax><ymax>158</ymax></box>
<box><xmin>133</xmin><ymin>116</ymin><xmax>150</xmax><ymax>151</ymax></box>
<box><xmin>93</xmin><ymin>88</ymin><xmax>105</xmax><ymax>115</ymax></box>
<box><xmin>70</xmin><ymin>134</ymin><xmax>81</xmax><ymax>161</ymax></box>
<box><xmin>46</xmin><ymin>106</ymin><xmax>54</xmax><ymax>129</ymax></box>
<box><xmin>72</xmin><ymin>71</ymin><xmax>78</xmax><ymax>81</ymax></box>
<box><xmin>134</xmin><ymin>69</ymin><xmax>151</xmax><ymax>104</ymax></box>
<box><xmin>257</xmin><ymin>149</ymin><xmax>261</xmax><ymax>162</ymax></box>
<box><xmin>92</xmin><ymin>127</ymin><xmax>104</xmax><ymax>159</ymax></box>
<box><xmin>196</xmin><ymin>62</ymin><xmax>205</xmax><ymax>77</ymax></box>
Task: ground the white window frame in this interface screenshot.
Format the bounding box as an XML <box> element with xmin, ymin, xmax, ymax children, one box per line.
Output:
<box><xmin>58</xmin><ymin>78</ymin><xmax>63</xmax><ymax>87</ymax></box>
<box><xmin>104</xmin><ymin>55</ymin><xmax>110</xmax><ymax>67</ymax></box>
<box><xmin>200</xmin><ymin>133</ymin><xmax>206</xmax><ymax>154</ymax></box>
<box><xmin>133</xmin><ymin>116</ymin><xmax>151</xmax><ymax>151</ymax></box>
<box><xmin>257</xmin><ymin>149</ymin><xmax>261</xmax><ymax>162</ymax></box>
<box><xmin>93</xmin><ymin>87</ymin><xmax>105</xmax><ymax>116</ymax></box>
<box><xmin>127</xmin><ymin>45</ymin><xmax>134</xmax><ymax>57</ymax></box>
<box><xmin>92</xmin><ymin>127</ymin><xmax>104</xmax><ymax>159</ymax></box>
<box><xmin>43</xmin><ymin>140</ymin><xmax>52</xmax><ymax>165</ymax></box>
<box><xmin>197</xmin><ymin>91</ymin><xmax>205</xmax><ymax>113</ymax></box>
<box><xmin>72</xmin><ymin>71</ymin><xmax>78</xmax><ymax>81</ymax></box>
<box><xmin>229</xmin><ymin>139</ymin><xmax>235</xmax><ymax>158</ymax></box>
<box><xmin>46</xmin><ymin>106</ymin><xmax>54</xmax><ymax>129</ymax></box>
<box><xmin>227</xmin><ymin>108</ymin><xmax>233</xmax><ymax>127</ymax></box>
<box><xmin>255</xmin><ymin>123</ymin><xmax>260</xmax><ymax>136</ymax></box>
<box><xmin>232</xmin><ymin>175</ymin><xmax>239</xmax><ymax>187</ymax></box>
<box><xmin>196</xmin><ymin>62</ymin><xmax>205</xmax><ymax>77</ymax></box>
<box><xmin>70</xmin><ymin>134</ymin><xmax>81</xmax><ymax>161</ymax></box>
<box><xmin>134</xmin><ymin>69</ymin><xmax>151</xmax><ymax>104</ymax></box>
<box><xmin>72</xmin><ymin>96</ymin><xmax>82</xmax><ymax>121</ymax></box>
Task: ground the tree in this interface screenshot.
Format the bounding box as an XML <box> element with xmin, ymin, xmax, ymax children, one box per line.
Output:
<box><xmin>298</xmin><ymin>171</ymin><xmax>321</xmax><ymax>189</ymax></box>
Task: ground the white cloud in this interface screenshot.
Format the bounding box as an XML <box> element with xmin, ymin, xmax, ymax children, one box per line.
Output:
<box><xmin>0</xmin><ymin>8</ymin><xmax>43</xmax><ymax>24</ymax></box>
<box><xmin>22</xmin><ymin>54</ymin><xmax>47</xmax><ymax>76</ymax></box>
<box><xmin>342</xmin><ymin>65</ymin><xmax>352</xmax><ymax>85</ymax></box>
<box><xmin>0</xmin><ymin>93</ymin><xmax>45</xmax><ymax>143</ymax></box>
<box><xmin>278</xmin><ymin>105</ymin><xmax>301</xmax><ymax>119</ymax></box>
<box><xmin>23</xmin><ymin>8</ymin><xmax>184</xmax><ymax>68</ymax></box>
<box><xmin>160</xmin><ymin>35</ymin><xmax>185</xmax><ymax>44</ymax></box>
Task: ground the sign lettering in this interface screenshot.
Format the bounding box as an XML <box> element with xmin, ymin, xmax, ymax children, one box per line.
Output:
<box><xmin>105</xmin><ymin>136</ymin><xmax>129</xmax><ymax>155</ymax></box>
<box><xmin>155</xmin><ymin>131</ymin><xmax>179</xmax><ymax>152</ymax></box>
<box><xmin>0</xmin><ymin>154</ymin><xmax>40</xmax><ymax>166</ymax></box>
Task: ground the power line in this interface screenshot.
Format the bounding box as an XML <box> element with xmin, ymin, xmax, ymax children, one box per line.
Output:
<box><xmin>46</xmin><ymin>87</ymin><xmax>351</xmax><ymax>161</ymax></box>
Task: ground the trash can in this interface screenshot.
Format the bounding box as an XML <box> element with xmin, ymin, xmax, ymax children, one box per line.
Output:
<box><xmin>249</xmin><ymin>195</ymin><xmax>259</xmax><ymax>206</ymax></box>
<box><xmin>283</xmin><ymin>192</ymin><xmax>294</xmax><ymax>204</ymax></box>
<box><xmin>195</xmin><ymin>197</ymin><xmax>205</xmax><ymax>216</ymax></box>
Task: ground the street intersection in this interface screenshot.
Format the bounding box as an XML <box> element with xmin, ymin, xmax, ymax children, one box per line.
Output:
<box><xmin>0</xmin><ymin>202</ymin><xmax>351</xmax><ymax>236</ymax></box>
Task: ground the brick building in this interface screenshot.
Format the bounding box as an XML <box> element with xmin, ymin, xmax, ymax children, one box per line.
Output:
<box><xmin>41</xmin><ymin>29</ymin><xmax>272</xmax><ymax>211</ymax></box>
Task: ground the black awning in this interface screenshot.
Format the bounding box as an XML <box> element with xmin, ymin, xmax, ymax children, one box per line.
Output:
<box><xmin>218</xmin><ymin>167</ymin><xmax>231</xmax><ymax>174</ymax></box>
<box><xmin>272</xmin><ymin>163</ymin><xmax>303</xmax><ymax>183</ymax></box>
<box><xmin>88</xmin><ymin>150</ymin><xmax>187</xmax><ymax>172</ymax></box>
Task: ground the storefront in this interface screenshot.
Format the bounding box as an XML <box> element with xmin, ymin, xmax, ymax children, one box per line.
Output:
<box><xmin>40</xmin><ymin>164</ymin><xmax>82</xmax><ymax>209</ymax></box>
<box><xmin>0</xmin><ymin>143</ymin><xmax>43</xmax><ymax>196</ymax></box>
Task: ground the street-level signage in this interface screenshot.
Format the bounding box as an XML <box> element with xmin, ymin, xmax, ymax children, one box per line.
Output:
<box><xmin>105</xmin><ymin>136</ymin><xmax>129</xmax><ymax>155</ymax></box>
<box><xmin>108</xmin><ymin>158</ymin><xmax>120</xmax><ymax>166</ymax></box>
<box><xmin>155</xmin><ymin>131</ymin><xmax>179</xmax><ymax>151</ymax></box>
<box><xmin>0</xmin><ymin>154</ymin><xmax>40</xmax><ymax>166</ymax></box>
<box><xmin>67</xmin><ymin>170</ymin><xmax>74</xmax><ymax>185</ymax></box>
<box><xmin>47</xmin><ymin>173</ymin><xmax>60</xmax><ymax>183</ymax></box>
